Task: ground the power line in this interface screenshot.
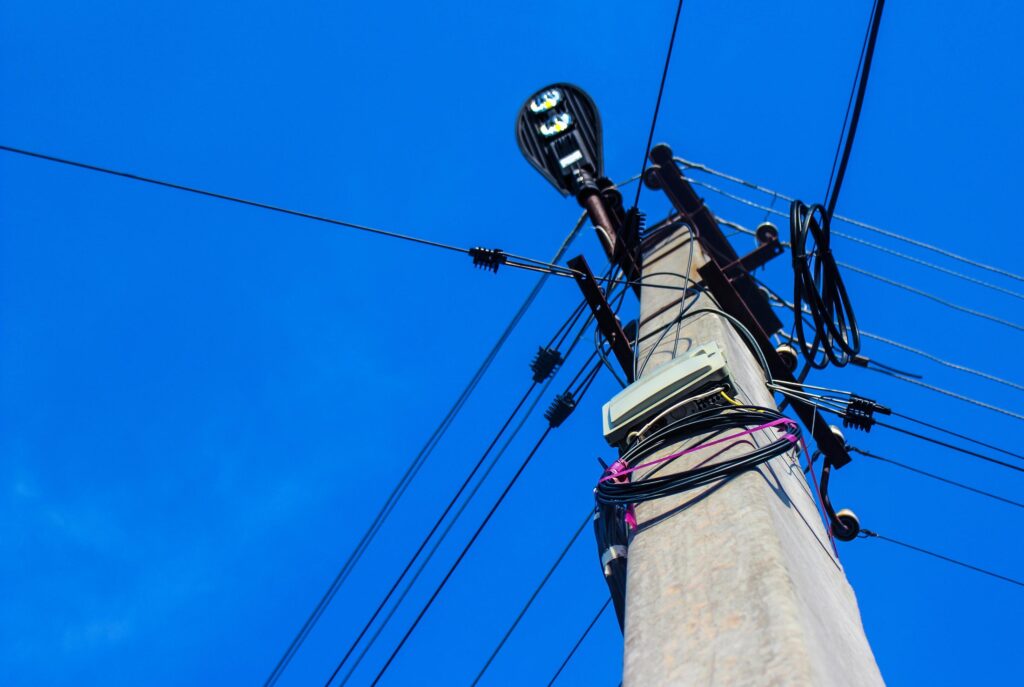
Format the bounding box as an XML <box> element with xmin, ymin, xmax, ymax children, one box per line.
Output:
<box><xmin>2</xmin><ymin>144</ymin><xmax>690</xmax><ymax>293</ymax></box>
<box><xmin>719</xmin><ymin>213</ymin><xmax>1024</xmax><ymax>334</ymax></box>
<box><xmin>546</xmin><ymin>597</ymin><xmax>612</xmax><ymax>687</ymax></box>
<box><xmin>890</xmin><ymin>411</ymin><xmax>1024</xmax><ymax>462</ymax></box>
<box><xmin>876</xmin><ymin>421</ymin><xmax>1024</xmax><ymax>475</ymax></box>
<box><xmin>262</xmin><ymin>219</ymin><xmax>586</xmax><ymax>687</ymax></box>
<box><xmin>704</xmin><ymin>175</ymin><xmax>1024</xmax><ymax>300</ymax></box>
<box><xmin>859</xmin><ymin>330</ymin><xmax>1024</xmax><ymax>394</ymax></box>
<box><xmin>674</xmin><ymin>155</ymin><xmax>1024</xmax><ymax>285</ymax></box>
<box><xmin>333</xmin><ymin>370</ymin><xmax>562</xmax><ymax>686</ymax></box>
<box><xmin>865</xmin><ymin>367</ymin><xmax>1024</xmax><ymax>422</ymax></box>
<box><xmin>632</xmin><ymin>0</ymin><xmax>685</xmax><ymax>210</ymax></box>
<box><xmin>824</xmin><ymin>0</ymin><xmax>886</xmax><ymax>218</ymax></box>
<box><xmin>322</xmin><ymin>381</ymin><xmax>538</xmax><ymax>687</ymax></box>
<box><xmin>368</xmin><ymin>425</ymin><xmax>557</xmax><ymax>685</ymax></box>
<box><xmin>838</xmin><ymin>261</ymin><xmax>1024</xmax><ymax>334</ymax></box>
<box><xmin>367</xmin><ymin>355</ymin><xmax>605</xmax><ymax>685</ymax></box>
<box><xmin>0</xmin><ymin>144</ymin><xmax>469</xmax><ymax>256</ymax></box>
<box><xmin>859</xmin><ymin>530</ymin><xmax>1024</xmax><ymax>588</ymax></box>
<box><xmin>756</xmin><ymin>278</ymin><xmax>1024</xmax><ymax>418</ymax></box>
<box><xmin>849</xmin><ymin>446</ymin><xmax>1024</xmax><ymax>509</ymax></box>
<box><xmin>329</xmin><ymin>307</ymin><xmax>600</xmax><ymax>686</ymax></box>
<box><xmin>471</xmin><ymin>512</ymin><xmax>591</xmax><ymax>686</ymax></box>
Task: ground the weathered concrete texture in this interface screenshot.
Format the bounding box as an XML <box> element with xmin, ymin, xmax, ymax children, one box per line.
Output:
<box><xmin>622</xmin><ymin>229</ymin><xmax>883</xmax><ymax>687</ymax></box>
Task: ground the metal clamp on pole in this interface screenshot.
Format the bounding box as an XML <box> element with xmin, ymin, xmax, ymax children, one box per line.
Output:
<box><xmin>567</xmin><ymin>254</ymin><xmax>635</xmax><ymax>384</ymax></box>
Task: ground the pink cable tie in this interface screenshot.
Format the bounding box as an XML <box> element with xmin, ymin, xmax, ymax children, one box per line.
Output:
<box><xmin>599</xmin><ymin>417</ymin><xmax>798</xmax><ymax>484</ymax></box>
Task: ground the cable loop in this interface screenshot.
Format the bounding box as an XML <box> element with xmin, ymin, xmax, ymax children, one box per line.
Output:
<box><xmin>790</xmin><ymin>200</ymin><xmax>861</xmax><ymax>368</ymax></box>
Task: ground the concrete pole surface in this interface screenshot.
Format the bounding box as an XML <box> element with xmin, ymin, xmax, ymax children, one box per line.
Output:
<box><xmin>622</xmin><ymin>225</ymin><xmax>883</xmax><ymax>686</ymax></box>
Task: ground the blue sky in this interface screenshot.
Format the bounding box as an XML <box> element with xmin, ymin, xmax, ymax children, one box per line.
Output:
<box><xmin>2</xmin><ymin>1</ymin><xmax>1022</xmax><ymax>685</ymax></box>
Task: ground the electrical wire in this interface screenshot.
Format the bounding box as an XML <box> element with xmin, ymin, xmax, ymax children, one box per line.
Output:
<box><xmin>1</xmin><ymin>144</ymin><xmax>697</xmax><ymax>293</ymax></box>
<box><xmin>848</xmin><ymin>446</ymin><xmax>1024</xmax><ymax>509</ymax></box>
<box><xmin>859</xmin><ymin>530</ymin><xmax>1024</xmax><ymax>588</ymax></box>
<box><xmin>1</xmin><ymin>144</ymin><xmax>469</xmax><ymax>256</ymax></box>
<box><xmin>635</xmin><ymin>225</ymin><xmax>699</xmax><ymax>379</ymax></box>
<box><xmin>329</xmin><ymin>312</ymin><xmax>600</xmax><ymax>686</ymax></box>
<box><xmin>875</xmin><ymin>421</ymin><xmax>1024</xmax><ymax>474</ymax></box>
<box><xmin>726</xmin><ymin>212</ymin><xmax>1024</xmax><ymax>336</ymax></box>
<box><xmin>333</xmin><ymin>373</ymin><xmax>559</xmax><ymax>686</ymax></box>
<box><xmin>863</xmin><ymin>367</ymin><xmax>1024</xmax><ymax>422</ymax></box>
<box><xmin>470</xmin><ymin>512</ymin><xmax>591</xmax><ymax>686</ymax></box>
<box><xmin>595</xmin><ymin>406</ymin><xmax>799</xmax><ymax>508</ymax></box>
<box><xmin>859</xmin><ymin>330</ymin><xmax>1024</xmax><ymax>393</ymax></box>
<box><xmin>758</xmin><ymin>277</ymin><xmax>1024</xmax><ymax>419</ymax></box>
<box><xmin>367</xmin><ymin>425</ymin><xmax>555</xmax><ymax>685</ymax></box>
<box><xmin>631</xmin><ymin>0</ymin><xmax>685</xmax><ymax>210</ymax></box>
<box><xmin>262</xmin><ymin>214</ymin><xmax>585</xmax><ymax>687</ymax></box>
<box><xmin>838</xmin><ymin>262</ymin><xmax>1024</xmax><ymax>334</ymax></box>
<box><xmin>322</xmin><ymin>384</ymin><xmax>537</xmax><ymax>687</ymax></box>
<box><xmin>890</xmin><ymin>411</ymin><xmax>1024</xmax><ymax>462</ymax></box>
<box><xmin>765</xmin><ymin>382</ymin><xmax>1024</xmax><ymax>474</ymax></box>
<box><xmin>823</xmin><ymin>0</ymin><xmax>886</xmax><ymax>218</ymax></box>
<box><xmin>789</xmin><ymin>200</ymin><xmax>861</xmax><ymax>367</ymax></box>
<box><xmin>546</xmin><ymin>598</ymin><xmax>612</xmax><ymax>687</ymax></box>
<box><xmin>367</xmin><ymin>357</ymin><xmax>606</xmax><ymax>686</ymax></box>
<box><xmin>707</xmin><ymin>184</ymin><xmax>1024</xmax><ymax>302</ymax></box>
<box><xmin>673</xmin><ymin>156</ymin><xmax>1024</xmax><ymax>286</ymax></box>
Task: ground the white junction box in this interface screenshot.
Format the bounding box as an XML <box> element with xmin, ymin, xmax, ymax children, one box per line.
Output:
<box><xmin>602</xmin><ymin>342</ymin><xmax>730</xmax><ymax>446</ymax></box>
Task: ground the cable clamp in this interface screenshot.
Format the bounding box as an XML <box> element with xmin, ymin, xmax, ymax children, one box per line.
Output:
<box><xmin>530</xmin><ymin>346</ymin><xmax>564</xmax><ymax>383</ymax></box>
<box><xmin>468</xmin><ymin>247</ymin><xmax>507</xmax><ymax>273</ymax></box>
<box><xmin>842</xmin><ymin>394</ymin><xmax>891</xmax><ymax>432</ymax></box>
<box><xmin>601</xmin><ymin>545</ymin><xmax>628</xmax><ymax>573</ymax></box>
<box><xmin>544</xmin><ymin>391</ymin><xmax>577</xmax><ymax>428</ymax></box>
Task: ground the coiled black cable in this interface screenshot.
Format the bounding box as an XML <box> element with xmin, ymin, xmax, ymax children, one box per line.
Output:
<box><xmin>790</xmin><ymin>200</ymin><xmax>861</xmax><ymax>368</ymax></box>
<box><xmin>595</xmin><ymin>406</ymin><xmax>801</xmax><ymax>507</ymax></box>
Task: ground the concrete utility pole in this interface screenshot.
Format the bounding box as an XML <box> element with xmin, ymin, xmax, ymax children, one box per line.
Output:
<box><xmin>622</xmin><ymin>162</ymin><xmax>883</xmax><ymax>686</ymax></box>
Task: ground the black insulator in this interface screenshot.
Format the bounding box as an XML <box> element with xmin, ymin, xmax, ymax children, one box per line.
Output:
<box><xmin>623</xmin><ymin>206</ymin><xmax>646</xmax><ymax>241</ymax></box>
<box><xmin>544</xmin><ymin>391</ymin><xmax>577</xmax><ymax>428</ymax></box>
<box><xmin>842</xmin><ymin>405</ymin><xmax>875</xmax><ymax>432</ymax></box>
<box><xmin>833</xmin><ymin>508</ymin><xmax>861</xmax><ymax>541</ymax></box>
<box><xmin>842</xmin><ymin>395</ymin><xmax>891</xmax><ymax>432</ymax></box>
<box><xmin>468</xmin><ymin>247</ymin><xmax>507</xmax><ymax>273</ymax></box>
<box><xmin>530</xmin><ymin>346</ymin><xmax>563</xmax><ymax>383</ymax></box>
<box><xmin>756</xmin><ymin>221</ymin><xmax>779</xmax><ymax>245</ymax></box>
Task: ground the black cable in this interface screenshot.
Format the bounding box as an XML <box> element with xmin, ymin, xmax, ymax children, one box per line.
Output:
<box><xmin>334</xmin><ymin>372</ymin><xmax>563</xmax><ymax>686</ymax></box>
<box><xmin>790</xmin><ymin>200</ymin><xmax>860</xmax><ymax>368</ymax></box>
<box><xmin>367</xmin><ymin>350</ymin><xmax>604</xmax><ymax>685</ymax></box>
<box><xmin>876</xmin><ymin>421</ymin><xmax>1024</xmax><ymax>475</ymax></box>
<box><xmin>595</xmin><ymin>406</ymin><xmax>798</xmax><ymax>508</ymax></box>
<box><xmin>470</xmin><ymin>512</ymin><xmax>591</xmax><ymax>686</ymax></box>
<box><xmin>859</xmin><ymin>530</ymin><xmax>1024</xmax><ymax>588</ymax></box>
<box><xmin>824</xmin><ymin>0</ymin><xmax>886</xmax><ymax>218</ymax></box>
<box><xmin>2</xmin><ymin>145</ymin><xmax>682</xmax><ymax>291</ymax></box>
<box><xmin>891</xmin><ymin>411</ymin><xmax>1024</xmax><ymax>462</ymax></box>
<box><xmin>0</xmin><ymin>144</ymin><xmax>468</xmax><ymax>256</ymax></box>
<box><xmin>864</xmin><ymin>365</ymin><xmax>1024</xmax><ymax>422</ymax></box>
<box><xmin>263</xmin><ymin>226</ymin><xmax>583</xmax><ymax>687</ymax></box>
<box><xmin>631</xmin><ymin>0</ymin><xmax>685</xmax><ymax>210</ymax></box>
<box><xmin>369</xmin><ymin>425</ymin><xmax>555</xmax><ymax>686</ymax></box>
<box><xmin>322</xmin><ymin>381</ymin><xmax>538</xmax><ymax>687</ymax></box>
<box><xmin>546</xmin><ymin>598</ymin><xmax>612</xmax><ymax>687</ymax></box>
<box><xmin>849</xmin><ymin>446</ymin><xmax>1024</xmax><ymax>509</ymax></box>
<box><xmin>330</xmin><ymin>312</ymin><xmax>601</xmax><ymax>686</ymax></box>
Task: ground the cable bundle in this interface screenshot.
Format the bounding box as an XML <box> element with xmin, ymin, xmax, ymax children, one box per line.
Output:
<box><xmin>790</xmin><ymin>200</ymin><xmax>861</xmax><ymax>368</ymax></box>
<box><xmin>594</xmin><ymin>405</ymin><xmax>802</xmax><ymax>508</ymax></box>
